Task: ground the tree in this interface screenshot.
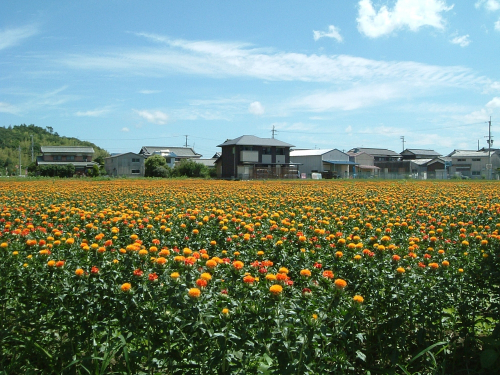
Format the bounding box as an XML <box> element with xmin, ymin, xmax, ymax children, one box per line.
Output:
<box><xmin>172</xmin><ymin>159</ymin><xmax>208</xmax><ymax>178</ymax></box>
<box><xmin>145</xmin><ymin>155</ymin><xmax>169</xmax><ymax>177</ymax></box>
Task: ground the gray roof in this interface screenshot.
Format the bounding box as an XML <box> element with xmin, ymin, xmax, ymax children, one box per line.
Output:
<box><xmin>349</xmin><ymin>147</ymin><xmax>400</xmax><ymax>157</ymax></box>
<box><xmin>105</xmin><ymin>152</ymin><xmax>145</xmax><ymax>159</ymax></box>
<box><xmin>410</xmin><ymin>158</ymin><xmax>433</xmax><ymax>166</ymax></box>
<box><xmin>37</xmin><ymin>161</ymin><xmax>97</xmax><ymax>167</ymax></box>
<box><xmin>217</xmin><ymin>135</ymin><xmax>294</xmax><ymax>148</ymax></box>
<box><xmin>402</xmin><ymin>149</ymin><xmax>442</xmax><ymax>157</ymax></box>
<box><xmin>448</xmin><ymin>150</ymin><xmax>491</xmax><ymax>158</ymax></box>
<box><xmin>41</xmin><ymin>146</ymin><xmax>94</xmax><ymax>154</ymax></box>
<box><xmin>194</xmin><ymin>158</ymin><xmax>217</xmax><ymax>167</ymax></box>
<box><xmin>140</xmin><ymin>146</ymin><xmax>201</xmax><ymax>158</ymax></box>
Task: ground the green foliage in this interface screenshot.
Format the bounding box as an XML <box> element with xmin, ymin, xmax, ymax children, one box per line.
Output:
<box><xmin>145</xmin><ymin>155</ymin><xmax>170</xmax><ymax>177</ymax></box>
<box><xmin>171</xmin><ymin>159</ymin><xmax>209</xmax><ymax>178</ymax></box>
<box><xmin>37</xmin><ymin>164</ymin><xmax>76</xmax><ymax>177</ymax></box>
<box><xmin>0</xmin><ymin>124</ymin><xmax>109</xmax><ymax>175</ymax></box>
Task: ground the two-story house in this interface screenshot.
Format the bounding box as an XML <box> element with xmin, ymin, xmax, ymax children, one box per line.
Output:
<box><xmin>448</xmin><ymin>150</ymin><xmax>500</xmax><ymax>179</ymax></box>
<box><xmin>290</xmin><ymin>149</ymin><xmax>356</xmax><ymax>178</ymax></box>
<box><xmin>37</xmin><ymin>146</ymin><xmax>97</xmax><ymax>175</ymax></box>
<box><xmin>104</xmin><ymin>152</ymin><xmax>145</xmax><ymax>177</ymax></box>
<box><xmin>216</xmin><ymin>135</ymin><xmax>297</xmax><ymax>179</ymax></box>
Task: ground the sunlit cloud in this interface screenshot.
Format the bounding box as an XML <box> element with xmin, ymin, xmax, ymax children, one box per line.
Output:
<box><xmin>134</xmin><ymin>109</ymin><xmax>168</xmax><ymax>124</ymax></box>
<box><xmin>475</xmin><ymin>0</ymin><xmax>500</xmax><ymax>11</ymax></box>
<box><xmin>249</xmin><ymin>101</ymin><xmax>265</xmax><ymax>115</ymax></box>
<box><xmin>357</xmin><ymin>0</ymin><xmax>453</xmax><ymax>38</ymax></box>
<box><xmin>121</xmin><ymin>127</ymin><xmax>130</xmax><ymax>132</ymax></box>
<box><xmin>0</xmin><ymin>24</ymin><xmax>38</xmax><ymax>51</ymax></box>
<box><xmin>0</xmin><ymin>102</ymin><xmax>19</xmax><ymax>114</ymax></box>
<box><xmin>75</xmin><ymin>108</ymin><xmax>110</xmax><ymax>117</ymax></box>
<box><xmin>450</xmin><ymin>34</ymin><xmax>471</xmax><ymax>47</ymax></box>
<box><xmin>313</xmin><ymin>25</ymin><xmax>343</xmax><ymax>42</ymax></box>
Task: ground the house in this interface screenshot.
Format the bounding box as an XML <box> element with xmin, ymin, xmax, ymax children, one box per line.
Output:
<box><xmin>37</xmin><ymin>146</ymin><xmax>97</xmax><ymax>175</ymax></box>
<box><xmin>347</xmin><ymin>151</ymin><xmax>379</xmax><ymax>177</ymax></box>
<box><xmin>139</xmin><ymin>146</ymin><xmax>202</xmax><ymax>166</ymax></box>
<box><xmin>348</xmin><ymin>148</ymin><xmax>401</xmax><ymax>162</ymax></box>
<box><xmin>104</xmin><ymin>152</ymin><xmax>145</xmax><ymax>177</ymax></box>
<box><xmin>401</xmin><ymin>149</ymin><xmax>442</xmax><ymax>160</ymax></box>
<box><xmin>290</xmin><ymin>149</ymin><xmax>356</xmax><ymax>178</ymax></box>
<box><xmin>216</xmin><ymin>135</ymin><xmax>297</xmax><ymax>179</ymax></box>
<box><xmin>448</xmin><ymin>150</ymin><xmax>500</xmax><ymax>179</ymax></box>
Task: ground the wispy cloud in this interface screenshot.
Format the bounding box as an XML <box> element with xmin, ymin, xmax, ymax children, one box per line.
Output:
<box><xmin>75</xmin><ymin>108</ymin><xmax>111</xmax><ymax>117</ymax></box>
<box><xmin>461</xmin><ymin>97</ymin><xmax>500</xmax><ymax>123</ymax></box>
<box><xmin>58</xmin><ymin>36</ymin><xmax>489</xmax><ymax>91</ymax></box>
<box><xmin>495</xmin><ymin>18</ymin><xmax>500</xmax><ymax>30</ymax></box>
<box><xmin>0</xmin><ymin>102</ymin><xmax>19</xmax><ymax>114</ymax></box>
<box><xmin>0</xmin><ymin>25</ymin><xmax>38</xmax><ymax>51</ymax></box>
<box><xmin>313</xmin><ymin>25</ymin><xmax>343</xmax><ymax>42</ymax></box>
<box><xmin>134</xmin><ymin>109</ymin><xmax>168</xmax><ymax>124</ymax></box>
<box><xmin>249</xmin><ymin>101</ymin><xmax>265</xmax><ymax>115</ymax></box>
<box><xmin>138</xmin><ymin>90</ymin><xmax>161</xmax><ymax>94</ymax></box>
<box><xmin>357</xmin><ymin>0</ymin><xmax>453</xmax><ymax>38</ymax></box>
<box><xmin>121</xmin><ymin>127</ymin><xmax>130</xmax><ymax>132</ymax></box>
<box><xmin>450</xmin><ymin>34</ymin><xmax>471</xmax><ymax>47</ymax></box>
<box><xmin>475</xmin><ymin>0</ymin><xmax>500</xmax><ymax>11</ymax></box>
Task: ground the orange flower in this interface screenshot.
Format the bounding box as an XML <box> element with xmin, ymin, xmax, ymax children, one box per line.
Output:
<box><xmin>170</xmin><ymin>272</ymin><xmax>180</xmax><ymax>279</ymax></box>
<box><xmin>47</xmin><ymin>260</ymin><xmax>56</xmax><ymax>267</ymax></box>
<box><xmin>200</xmin><ymin>272</ymin><xmax>212</xmax><ymax>281</ymax></box>
<box><xmin>121</xmin><ymin>283</ymin><xmax>132</xmax><ymax>292</ymax></box>
<box><xmin>396</xmin><ymin>267</ymin><xmax>406</xmax><ymax>274</ymax></box>
<box><xmin>353</xmin><ymin>295</ymin><xmax>364</xmax><ymax>304</ymax></box>
<box><xmin>322</xmin><ymin>270</ymin><xmax>334</xmax><ymax>279</ymax></box>
<box><xmin>188</xmin><ymin>288</ymin><xmax>201</xmax><ymax>298</ymax></box>
<box><xmin>269</xmin><ymin>284</ymin><xmax>283</xmax><ymax>295</ymax></box>
<box><xmin>75</xmin><ymin>268</ymin><xmax>84</xmax><ymax>276</ymax></box>
<box><xmin>300</xmin><ymin>269</ymin><xmax>311</xmax><ymax>277</ymax></box>
<box><xmin>233</xmin><ymin>260</ymin><xmax>244</xmax><ymax>270</ymax></box>
<box><xmin>442</xmin><ymin>260</ymin><xmax>450</xmax><ymax>267</ymax></box>
<box><xmin>334</xmin><ymin>279</ymin><xmax>347</xmax><ymax>290</ymax></box>
<box><xmin>196</xmin><ymin>279</ymin><xmax>208</xmax><ymax>288</ymax></box>
<box><xmin>429</xmin><ymin>263</ymin><xmax>439</xmax><ymax>269</ymax></box>
<box><xmin>55</xmin><ymin>260</ymin><xmax>65</xmax><ymax>268</ymax></box>
<box><xmin>243</xmin><ymin>275</ymin><xmax>255</xmax><ymax>284</ymax></box>
<box><xmin>206</xmin><ymin>259</ymin><xmax>217</xmax><ymax>268</ymax></box>
<box><xmin>156</xmin><ymin>257</ymin><xmax>167</xmax><ymax>265</ymax></box>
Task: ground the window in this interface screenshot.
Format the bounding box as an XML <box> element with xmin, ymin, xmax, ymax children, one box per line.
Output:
<box><xmin>276</xmin><ymin>148</ymin><xmax>285</xmax><ymax>155</ymax></box>
<box><xmin>131</xmin><ymin>169</ymin><xmax>140</xmax><ymax>174</ymax></box>
<box><xmin>262</xmin><ymin>147</ymin><xmax>272</xmax><ymax>155</ymax></box>
<box><xmin>472</xmin><ymin>171</ymin><xmax>481</xmax><ymax>176</ymax></box>
<box><xmin>165</xmin><ymin>158</ymin><xmax>171</xmax><ymax>163</ymax></box>
<box><xmin>132</xmin><ymin>158</ymin><xmax>140</xmax><ymax>163</ymax></box>
<box><xmin>457</xmin><ymin>158</ymin><xmax>466</xmax><ymax>162</ymax></box>
<box><xmin>471</xmin><ymin>158</ymin><xmax>481</xmax><ymax>161</ymax></box>
<box><xmin>242</xmin><ymin>146</ymin><xmax>254</xmax><ymax>151</ymax></box>
<box><xmin>66</xmin><ymin>156</ymin><xmax>75</xmax><ymax>161</ymax></box>
<box><xmin>53</xmin><ymin>155</ymin><xmax>62</xmax><ymax>161</ymax></box>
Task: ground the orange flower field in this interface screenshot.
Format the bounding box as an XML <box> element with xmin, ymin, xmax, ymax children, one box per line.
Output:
<box><xmin>1</xmin><ymin>179</ymin><xmax>499</xmax><ymax>374</ymax></box>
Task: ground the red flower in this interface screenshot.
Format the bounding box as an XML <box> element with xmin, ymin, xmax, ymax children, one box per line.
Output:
<box><xmin>313</xmin><ymin>262</ymin><xmax>322</xmax><ymax>269</ymax></box>
<box><xmin>91</xmin><ymin>266</ymin><xmax>99</xmax><ymax>274</ymax></box>
<box><xmin>148</xmin><ymin>273</ymin><xmax>159</xmax><ymax>282</ymax></box>
<box><xmin>133</xmin><ymin>269</ymin><xmax>144</xmax><ymax>277</ymax></box>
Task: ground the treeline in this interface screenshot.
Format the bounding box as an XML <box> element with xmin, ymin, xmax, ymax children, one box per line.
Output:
<box><xmin>0</xmin><ymin>124</ymin><xmax>109</xmax><ymax>175</ymax></box>
<box><xmin>145</xmin><ymin>155</ymin><xmax>216</xmax><ymax>178</ymax></box>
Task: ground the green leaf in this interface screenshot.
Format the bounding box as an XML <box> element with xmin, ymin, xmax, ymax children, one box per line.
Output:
<box><xmin>480</xmin><ymin>349</ymin><xmax>498</xmax><ymax>368</ymax></box>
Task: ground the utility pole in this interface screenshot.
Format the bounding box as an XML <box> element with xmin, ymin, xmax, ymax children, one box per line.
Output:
<box><xmin>30</xmin><ymin>134</ymin><xmax>34</xmax><ymax>162</ymax></box>
<box><xmin>271</xmin><ymin>125</ymin><xmax>277</xmax><ymax>139</ymax></box>
<box><xmin>400</xmin><ymin>136</ymin><xmax>405</xmax><ymax>152</ymax></box>
<box><xmin>18</xmin><ymin>145</ymin><xmax>22</xmax><ymax>177</ymax></box>
<box><xmin>184</xmin><ymin>135</ymin><xmax>189</xmax><ymax>148</ymax></box>
<box><xmin>488</xmin><ymin>117</ymin><xmax>492</xmax><ymax>180</ymax></box>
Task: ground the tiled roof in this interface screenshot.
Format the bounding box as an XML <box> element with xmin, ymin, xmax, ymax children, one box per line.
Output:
<box><xmin>448</xmin><ymin>150</ymin><xmax>490</xmax><ymax>158</ymax></box>
<box><xmin>217</xmin><ymin>135</ymin><xmax>294</xmax><ymax>148</ymax></box>
<box><xmin>105</xmin><ymin>152</ymin><xmax>144</xmax><ymax>159</ymax></box>
<box><xmin>290</xmin><ymin>149</ymin><xmax>333</xmax><ymax>157</ymax></box>
<box><xmin>41</xmin><ymin>146</ymin><xmax>94</xmax><ymax>153</ymax></box>
<box><xmin>403</xmin><ymin>149</ymin><xmax>441</xmax><ymax>156</ymax></box>
<box><xmin>140</xmin><ymin>146</ymin><xmax>201</xmax><ymax>158</ymax></box>
<box><xmin>349</xmin><ymin>147</ymin><xmax>400</xmax><ymax>157</ymax></box>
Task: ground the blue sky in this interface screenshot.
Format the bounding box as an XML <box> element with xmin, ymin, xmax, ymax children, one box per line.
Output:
<box><xmin>1</xmin><ymin>0</ymin><xmax>499</xmax><ymax>157</ymax></box>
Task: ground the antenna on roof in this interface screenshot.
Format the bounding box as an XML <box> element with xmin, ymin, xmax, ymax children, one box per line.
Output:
<box><xmin>184</xmin><ymin>135</ymin><xmax>189</xmax><ymax>148</ymax></box>
<box><xmin>271</xmin><ymin>125</ymin><xmax>277</xmax><ymax>139</ymax></box>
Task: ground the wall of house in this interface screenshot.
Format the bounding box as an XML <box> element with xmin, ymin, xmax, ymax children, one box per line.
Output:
<box><xmin>322</xmin><ymin>150</ymin><xmax>349</xmax><ymax>161</ymax></box>
<box><xmin>290</xmin><ymin>155</ymin><xmax>323</xmax><ymax>177</ymax></box>
<box><xmin>354</xmin><ymin>154</ymin><xmax>375</xmax><ymax>166</ymax></box>
<box><xmin>43</xmin><ymin>153</ymin><xmax>92</xmax><ymax>162</ymax></box>
<box><xmin>105</xmin><ymin>155</ymin><xmax>144</xmax><ymax>177</ymax></box>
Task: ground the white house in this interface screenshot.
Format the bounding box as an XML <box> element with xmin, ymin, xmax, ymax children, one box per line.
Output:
<box><xmin>448</xmin><ymin>150</ymin><xmax>500</xmax><ymax>179</ymax></box>
<box><xmin>104</xmin><ymin>152</ymin><xmax>145</xmax><ymax>177</ymax></box>
<box><xmin>290</xmin><ymin>149</ymin><xmax>356</xmax><ymax>178</ymax></box>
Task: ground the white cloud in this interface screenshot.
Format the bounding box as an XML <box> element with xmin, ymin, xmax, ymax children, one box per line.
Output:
<box><xmin>249</xmin><ymin>101</ymin><xmax>265</xmax><ymax>115</ymax></box>
<box><xmin>0</xmin><ymin>25</ymin><xmax>38</xmax><ymax>50</ymax></box>
<box><xmin>121</xmin><ymin>127</ymin><xmax>130</xmax><ymax>132</ymax></box>
<box><xmin>75</xmin><ymin>108</ymin><xmax>110</xmax><ymax>117</ymax></box>
<box><xmin>462</xmin><ymin>97</ymin><xmax>500</xmax><ymax>123</ymax></box>
<box><xmin>134</xmin><ymin>109</ymin><xmax>168</xmax><ymax>124</ymax></box>
<box><xmin>0</xmin><ymin>102</ymin><xmax>19</xmax><ymax>114</ymax></box>
<box><xmin>475</xmin><ymin>0</ymin><xmax>500</xmax><ymax>11</ymax></box>
<box><xmin>313</xmin><ymin>25</ymin><xmax>343</xmax><ymax>42</ymax></box>
<box><xmin>450</xmin><ymin>34</ymin><xmax>471</xmax><ymax>47</ymax></box>
<box><xmin>345</xmin><ymin>125</ymin><xmax>353</xmax><ymax>133</ymax></box>
<box><xmin>357</xmin><ymin>0</ymin><xmax>453</xmax><ymax>38</ymax></box>
<box><xmin>290</xmin><ymin>84</ymin><xmax>403</xmax><ymax>112</ymax></box>
<box><xmin>486</xmin><ymin>96</ymin><xmax>500</xmax><ymax>108</ymax></box>
<box><xmin>138</xmin><ymin>90</ymin><xmax>161</xmax><ymax>94</ymax></box>
<box><xmin>495</xmin><ymin>18</ymin><xmax>500</xmax><ymax>30</ymax></box>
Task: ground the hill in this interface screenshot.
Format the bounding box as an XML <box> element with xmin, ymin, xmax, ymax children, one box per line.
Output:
<box><xmin>0</xmin><ymin>124</ymin><xmax>109</xmax><ymax>175</ymax></box>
